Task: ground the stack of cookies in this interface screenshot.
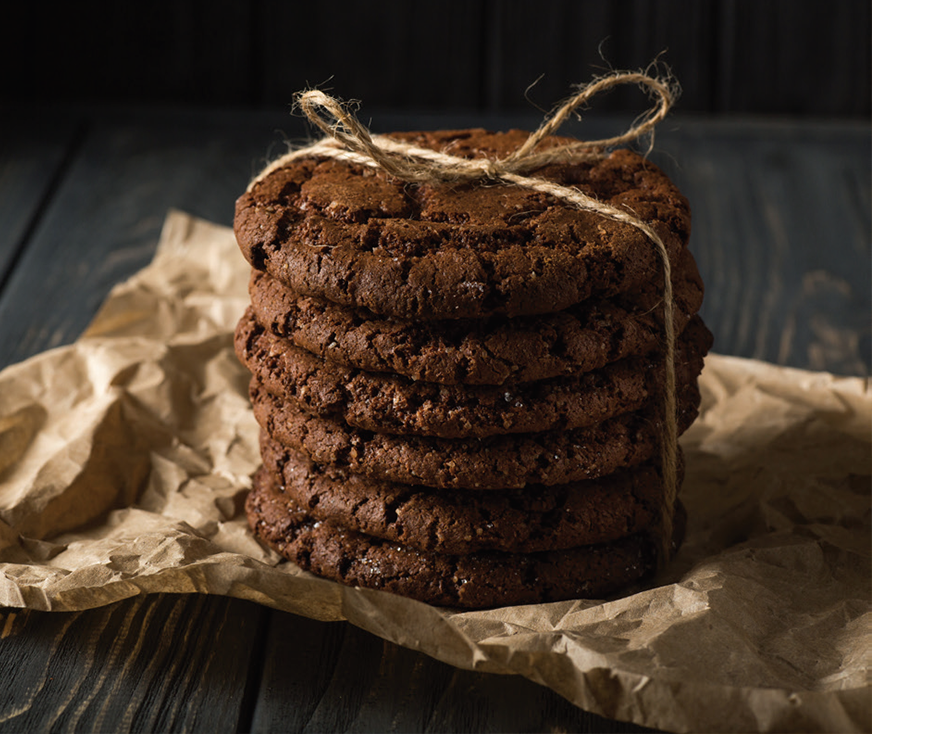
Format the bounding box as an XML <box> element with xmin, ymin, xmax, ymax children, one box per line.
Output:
<box><xmin>234</xmin><ymin>129</ymin><xmax>711</xmax><ymax>609</ymax></box>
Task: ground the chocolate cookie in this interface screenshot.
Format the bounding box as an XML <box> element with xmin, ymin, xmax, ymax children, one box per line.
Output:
<box><xmin>235</xmin><ymin>129</ymin><xmax>691</xmax><ymax>320</ymax></box>
<box><xmin>249</xmin><ymin>379</ymin><xmax>702</xmax><ymax>490</ymax></box>
<box><xmin>246</xmin><ymin>465</ymin><xmax>685</xmax><ymax>609</ymax></box>
<box><xmin>260</xmin><ymin>428</ymin><xmax>681</xmax><ymax>554</ymax></box>
<box><xmin>246</xmin><ymin>242</ymin><xmax>704</xmax><ymax>386</ymax></box>
<box><xmin>236</xmin><ymin>309</ymin><xmax>653</xmax><ymax>438</ymax></box>
<box><xmin>247</xmin><ymin>268</ymin><xmax>654</xmax><ymax>386</ymax></box>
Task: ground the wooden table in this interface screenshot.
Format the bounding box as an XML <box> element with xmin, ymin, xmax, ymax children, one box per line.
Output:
<box><xmin>0</xmin><ymin>107</ymin><xmax>870</xmax><ymax>732</ymax></box>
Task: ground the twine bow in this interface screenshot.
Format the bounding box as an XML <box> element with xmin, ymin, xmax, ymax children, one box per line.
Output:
<box><xmin>252</xmin><ymin>69</ymin><xmax>684</xmax><ymax>565</ymax></box>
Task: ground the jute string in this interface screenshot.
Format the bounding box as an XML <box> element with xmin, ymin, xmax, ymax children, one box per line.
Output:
<box><xmin>251</xmin><ymin>70</ymin><xmax>683</xmax><ymax>564</ymax></box>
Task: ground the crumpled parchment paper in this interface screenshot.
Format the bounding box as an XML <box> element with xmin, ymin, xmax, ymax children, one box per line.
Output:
<box><xmin>0</xmin><ymin>210</ymin><xmax>871</xmax><ymax>733</ymax></box>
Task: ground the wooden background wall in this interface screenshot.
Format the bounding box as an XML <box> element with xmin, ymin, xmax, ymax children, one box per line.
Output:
<box><xmin>5</xmin><ymin>0</ymin><xmax>870</xmax><ymax>117</ymax></box>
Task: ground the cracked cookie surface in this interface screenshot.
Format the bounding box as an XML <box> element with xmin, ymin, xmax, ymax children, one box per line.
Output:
<box><xmin>249</xmin><ymin>375</ymin><xmax>702</xmax><ymax>490</ymax></box>
<box><xmin>260</xmin><ymin>428</ymin><xmax>680</xmax><ymax>554</ymax></box>
<box><xmin>236</xmin><ymin>309</ymin><xmax>711</xmax><ymax>439</ymax></box>
<box><xmin>235</xmin><ymin>129</ymin><xmax>692</xmax><ymax>320</ymax></box>
<box><xmin>246</xmin><ymin>241</ymin><xmax>704</xmax><ymax>385</ymax></box>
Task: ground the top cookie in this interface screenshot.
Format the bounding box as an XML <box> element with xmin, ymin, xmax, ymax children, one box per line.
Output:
<box><xmin>235</xmin><ymin>129</ymin><xmax>691</xmax><ymax>320</ymax></box>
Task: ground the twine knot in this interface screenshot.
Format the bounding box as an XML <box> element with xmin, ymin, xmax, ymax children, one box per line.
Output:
<box><xmin>270</xmin><ymin>70</ymin><xmax>677</xmax><ymax>186</ymax></box>
<box><xmin>482</xmin><ymin>158</ymin><xmax>502</xmax><ymax>180</ymax></box>
<box><xmin>251</xmin><ymin>68</ymin><xmax>685</xmax><ymax>566</ymax></box>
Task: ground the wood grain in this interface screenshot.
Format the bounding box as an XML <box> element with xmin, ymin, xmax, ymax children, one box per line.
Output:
<box><xmin>0</xmin><ymin>1</ymin><xmax>870</xmax><ymax>116</ymax></box>
<box><xmin>0</xmin><ymin>595</ymin><xmax>266</xmax><ymax>733</ymax></box>
<box><xmin>717</xmin><ymin>0</ymin><xmax>871</xmax><ymax>115</ymax></box>
<box><xmin>481</xmin><ymin>0</ymin><xmax>720</xmax><ymax>113</ymax></box>
<box><xmin>0</xmin><ymin>110</ymin><xmax>304</xmax><ymax>370</ymax></box>
<box><xmin>250</xmin><ymin>611</ymin><xmax>653</xmax><ymax>733</ymax></box>
<box><xmin>650</xmin><ymin>120</ymin><xmax>871</xmax><ymax>375</ymax></box>
<box><xmin>258</xmin><ymin>1</ymin><xmax>486</xmax><ymax>111</ymax></box>
<box><xmin>1</xmin><ymin>1</ymin><xmax>255</xmax><ymax>107</ymax></box>
<box><xmin>0</xmin><ymin>121</ymin><xmax>77</xmax><ymax>288</ymax></box>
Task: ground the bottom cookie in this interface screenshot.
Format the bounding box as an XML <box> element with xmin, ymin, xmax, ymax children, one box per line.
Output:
<box><xmin>246</xmin><ymin>465</ymin><xmax>685</xmax><ymax>609</ymax></box>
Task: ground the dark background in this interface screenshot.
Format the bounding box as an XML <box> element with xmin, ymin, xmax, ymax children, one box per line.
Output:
<box><xmin>4</xmin><ymin>0</ymin><xmax>870</xmax><ymax>119</ymax></box>
<box><xmin>7</xmin><ymin>0</ymin><xmax>940</xmax><ymax>376</ymax></box>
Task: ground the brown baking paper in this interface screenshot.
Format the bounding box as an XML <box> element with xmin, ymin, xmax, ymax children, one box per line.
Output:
<box><xmin>0</xmin><ymin>211</ymin><xmax>871</xmax><ymax>732</ymax></box>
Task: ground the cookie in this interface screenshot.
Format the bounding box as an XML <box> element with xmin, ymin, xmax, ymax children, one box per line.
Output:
<box><xmin>235</xmin><ymin>128</ymin><xmax>691</xmax><ymax>320</ymax></box>
<box><xmin>246</xmin><ymin>242</ymin><xmax>704</xmax><ymax>386</ymax></box>
<box><xmin>246</xmin><ymin>465</ymin><xmax>685</xmax><ymax>609</ymax></box>
<box><xmin>249</xmin><ymin>378</ymin><xmax>702</xmax><ymax>490</ymax></box>
<box><xmin>237</xmin><ymin>309</ymin><xmax>711</xmax><ymax>439</ymax></box>
<box><xmin>235</xmin><ymin>309</ymin><xmax>653</xmax><ymax>438</ymax></box>
<box><xmin>260</xmin><ymin>428</ymin><xmax>681</xmax><ymax>554</ymax></box>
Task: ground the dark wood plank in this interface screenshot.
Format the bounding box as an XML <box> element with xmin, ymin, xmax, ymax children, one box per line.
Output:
<box><xmin>258</xmin><ymin>1</ymin><xmax>486</xmax><ymax>111</ymax></box>
<box><xmin>608</xmin><ymin>0</ymin><xmax>721</xmax><ymax>115</ymax></box>
<box><xmin>717</xmin><ymin>0</ymin><xmax>872</xmax><ymax>115</ymax></box>
<box><xmin>3</xmin><ymin>1</ymin><xmax>255</xmax><ymax>107</ymax></box>
<box><xmin>0</xmin><ymin>594</ymin><xmax>267</xmax><ymax>733</ymax></box>
<box><xmin>482</xmin><ymin>0</ymin><xmax>620</xmax><ymax>111</ymax></box>
<box><xmin>647</xmin><ymin>120</ymin><xmax>871</xmax><ymax>375</ymax></box>
<box><xmin>483</xmin><ymin>0</ymin><xmax>720</xmax><ymax>114</ymax></box>
<box><xmin>250</xmin><ymin>611</ymin><xmax>653</xmax><ymax>733</ymax></box>
<box><xmin>0</xmin><ymin>120</ymin><xmax>78</xmax><ymax>285</ymax></box>
<box><xmin>1</xmin><ymin>1</ymin><xmax>871</xmax><ymax>117</ymax></box>
<box><xmin>0</xmin><ymin>108</ymin><xmax>306</xmax><ymax>370</ymax></box>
